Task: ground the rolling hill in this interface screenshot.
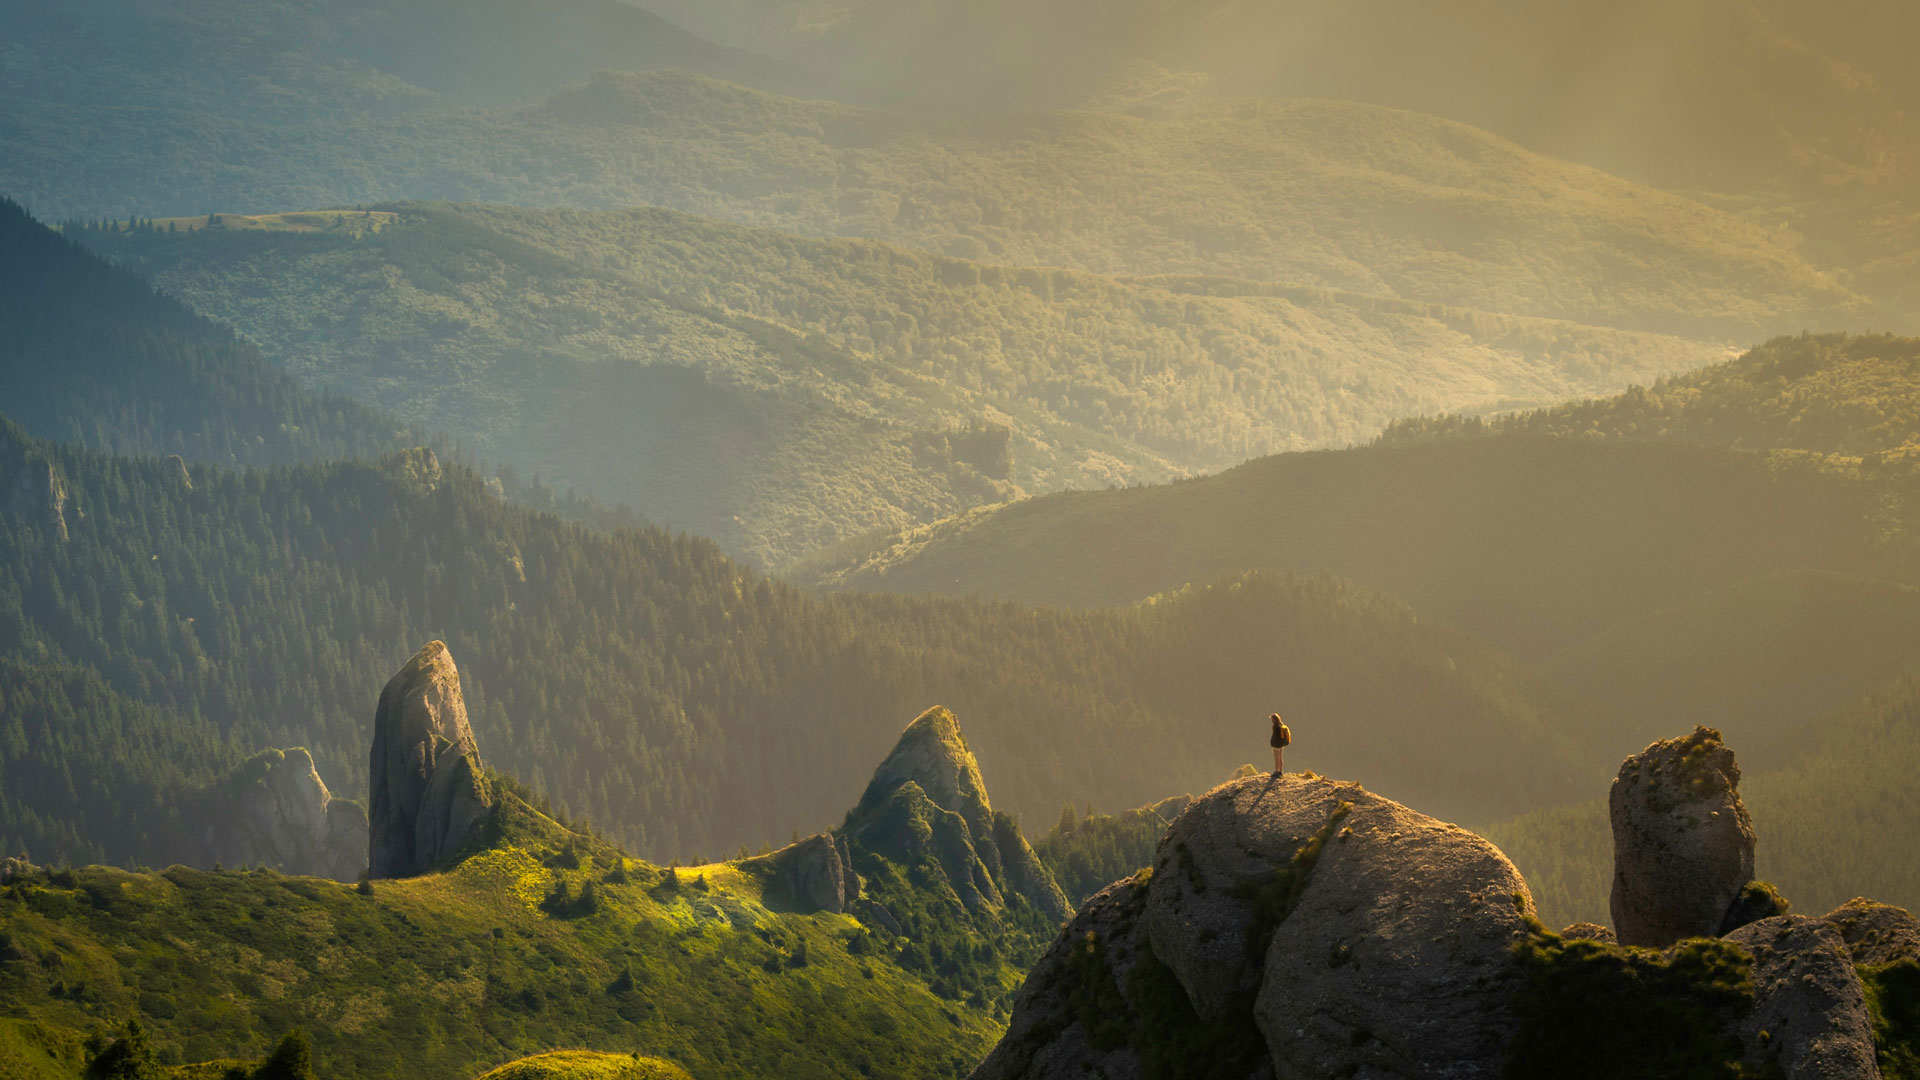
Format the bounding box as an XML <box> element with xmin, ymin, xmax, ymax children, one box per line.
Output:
<box><xmin>0</xmin><ymin>710</ymin><xmax>1055</xmax><ymax>1080</ymax></box>
<box><xmin>72</xmin><ymin>202</ymin><xmax>1720</xmax><ymax>566</ymax></box>
<box><xmin>0</xmin><ymin>198</ymin><xmax>408</xmax><ymax>466</ymax></box>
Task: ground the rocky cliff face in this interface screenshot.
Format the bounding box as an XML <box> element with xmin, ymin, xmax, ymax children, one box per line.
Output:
<box><xmin>983</xmin><ymin>732</ymin><xmax>1918</xmax><ymax>1078</ymax></box>
<box><xmin>201</xmin><ymin>747</ymin><xmax>366</xmax><ymax>881</ymax></box>
<box><xmin>846</xmin><ymin>707</ymin><xmax>1069</xmax><ymax>922</ymax></box>
<box><xmin>757</xmin><ymin>832</ymin><xmax>860</xmax><ymax>913</ymax></box>
<box><xmin>1609</xmin><ymin>726</ymin><xmax>1756</xmax><ymax>947</ymax></box>
<box><xmin>977</xmin><ymin>774</ymin><xmax>1537</xmax><ymax>1080</ymax></box>
<box><xmin>368</xmin><ymin>641</ymin><xmax>492</xmax><ymax>879</ymax></box>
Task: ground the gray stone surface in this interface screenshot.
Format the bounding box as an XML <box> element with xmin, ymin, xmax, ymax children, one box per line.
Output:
<box><xmin>1819</xmin><ymin>897</ymin><xmax>1920</xmax><ymax>967</ymax></box>
<box><xmin>985</xmin><ymin>775</ymin><xmax>1535</xmax><ymax>1080</ymax></box>
<box><xmin>970</xmin><ymin>877</ymin><xmax>1154</xmax><ymax>1080</ymax></box>
<box><xmin>1725</xmin><ymin>915</ymin><xmax>1881</xmax><ymax>1080</ymax></box>
<box><xmin>1560</xmin><ymin>922</ymin><xmax>1617</xmax><ymax>943</ymax></box>
<box><xmin>1251</xmin><ymin>782</ymin><xmax>1534</xmax><ymax>1079</ymax></box>
<box><xmin>368</xmin><ymin>640</ymin><xmax>491</xmax><ymax>878</ymax></box>
<box><xmin>204</xmin><ymin>747</ymin><xmax>365</xmax><ymax>880</ymax></box>
<box><xmin>764</xmin><ymin>832</ymin><xmax>856</xmax><ymax>913</ymax></box>
<box><xmin>1610</xmin><ymin>727</ymin><xmax>1755</xmax><ymax>947</ymax></box>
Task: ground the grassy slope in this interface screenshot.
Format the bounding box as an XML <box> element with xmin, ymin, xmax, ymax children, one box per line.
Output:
<box><xmin>1487</xmin><ymin>672</ymin><xmax>1920</xmax><ymax>928</ymax></box>
<box><xmin>473</xmin><ymin>1051</ymin><xmax>691</xmax><ymax>1080</ymax></box>
<box><xmin>0</xmin><ymin>794</ymin><xmax>1001</xmax><ymax>1080</ymax></box>
<box><xmin>74</xmin><ymin>203</ymin><xmax>1716</xmax><ymax>567</ymax></box>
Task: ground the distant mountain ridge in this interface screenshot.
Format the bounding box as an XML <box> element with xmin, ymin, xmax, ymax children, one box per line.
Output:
<box><xmin>0</xmin><ymin>198</ymin><xmax>408</xmax><ymax>465</ymax></box>
<box><xmin>70</xmin><ymin>201</ymin><xmax>1722</xmax><ymax>566</ymax></box>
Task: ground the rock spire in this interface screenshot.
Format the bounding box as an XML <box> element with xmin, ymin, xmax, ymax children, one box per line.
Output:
<box><xmin>368</xmin><ymin>641</ymin><xmax>492</xmax><ymax>878</ymax></box>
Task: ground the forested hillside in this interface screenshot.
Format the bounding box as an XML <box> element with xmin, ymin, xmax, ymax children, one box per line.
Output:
<box><xmin>1382</xmin><ymin>332</ymin><xmax>1920</xmax><ymax>457</ymax></box>
<box><xmin>798</xmin><ymin>432</ymin><xmax>1890</xmax><ymax>659</ymax></box>
<box><xmin>0</xmin><ymin>417</ymin><xmax>1590</xmax><ymax>865</ymax></box>
<box><xmin>634</xmin><ymin>0</ymin><xmax>1920</xmax><ymax>324</ymax></box>
<box><xmin>0</xmin><ymin>199</ymin><xmax>407</xmax><ymax>465</ymax></box>
<box><xmin>8</xmin><ymin>12</ymin><xmax>1876</xmax><ymax>341</ymax></box>
<box><xmin>72</xmin><ymin>203</ymin><xmax>1716</xmax><ymax>566</ymax></box>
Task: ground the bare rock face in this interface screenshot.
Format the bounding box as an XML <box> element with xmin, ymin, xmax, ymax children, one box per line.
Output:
<box><xmin>1723</xmin><ymin>915</ymin><xmax>1882</xmax><ymax>1079</ymax></box>
<box><xmin>971</xmin><ymin>877</ymin><xmax>1157</xmax><ymax>1080</ymax></box>
<box><xmin>204</xmin><ymin>747</ymin><xmax>366</xmax><ymax>880</ymax></box>
<box><xmin>1610</xmin><ymin>727</ymin><xmax>1755</xmax><ymax>947</ymax></box>
<box><xmin>368</xmin><ymin>641</ymin><xmax>492</xmax><ymax>878</ymax></box>
<box><xmin>1248</xmin><ymin>781</ymin><xmax>1535</xmax><ymax>1079</ymax></box>
<box><xmin>761</xmin><ymin>832</ymin><xmax>858</xmax><ymax>913</ymax></box>
<box><xmin>1819</xmin><ymin>897</ymin><xmax>1920</xmax><ymax>967</ymax></box>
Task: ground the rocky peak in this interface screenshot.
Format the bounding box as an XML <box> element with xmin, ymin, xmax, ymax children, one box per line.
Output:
<box><xmin>1609</xmin><ymin>726</ymin><xmax>1756</xmax><ymax>946</ymax></box>
<box><xmin>368</xmin><ymin>640</ymin><xmax>492</xmax><ymax>878</ymax></box>
<box><xmin>856</xmin><ymin>706</ymin><xmax>993</xmax><ymax>825</ymax></box>
<box><xmin>847</xmin><ymin>707</ymin><xmax>1068</xmax><ymax>922</ymax></box>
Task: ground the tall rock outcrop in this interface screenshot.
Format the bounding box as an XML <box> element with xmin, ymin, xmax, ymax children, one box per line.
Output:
<box><xmin>845</xmin><ymin>707</ymin><xmax>1069</xmax><ymax>922</ymax></box>
<box><xmin>756</xmin><ymin>832</ymin><xmax>860</xmax><ymax>914</ymax></box>
<box><xmin>368</xmin><ymin>641</ymin><xmax>492</xmax><ymax>879</ymax></box>
<box><xmin>976</xmin><ymin>774</ymin><xmax>1537</xmax><ymax>1080</ymax></box>
<box><xmin>848</xmin><ymin>707</ymin><xmax>1075</xmax><ymax>914</ymax></box>
<box><xmin>202</xmin><ymin>747</ymin><xmax>366</xmax><ymax>881</ymax></box>
<box><xmin>1609</xmin><ymin>726</ymin><xmax>1756</xmax><ymax>946</ymax></box>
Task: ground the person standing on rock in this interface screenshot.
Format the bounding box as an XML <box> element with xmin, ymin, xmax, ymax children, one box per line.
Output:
<box><xmin>1269</xmin><ymin>713</ymin><xmax>1291</xmax><ymax>777</ymax></box>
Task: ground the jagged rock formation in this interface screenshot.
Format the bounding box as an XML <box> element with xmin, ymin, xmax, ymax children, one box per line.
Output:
<box><xmin>846</xmin><ymin>707</ymin><xmax>1069</xmax><ymax>922</ymax></box>
<box><xmin>1724</xmin><ymin>915</ymin><xmax>1882</xmax><ymax>1079</ymax></box>
<box><xmin>368</xmin><ymin>641</ymin><xmax>492</xmax><ymax>878</ymax></box>
<box><xmin>977</xmin><ymin>774</ymin><xmax>1536</xmax><ymax>1080</ymax></box>
<box><xmin>202</xmin><ymin>747</ymin><xmax>366</xmax><ymax>881</ymax></box>
<box><xmin>757</xmin><ymin>832</ymin><xmax>860</xmax><ymax>913</ymax></box>
<box><xmin>1609</xmin><ymin>726</ymin><xmax>1756</xmax><ymax>947</ymax></box>
<box><xmin>987</xmin><ymin>728</ymin><xmax>1920</xmax><ymax>1078</ymax></box>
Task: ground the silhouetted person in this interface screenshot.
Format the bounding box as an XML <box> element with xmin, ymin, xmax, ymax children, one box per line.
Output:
<box><xmin>1270</xmin><ymin>712</ymin><xmax>1291</xmax><ymax>777</ymax></box>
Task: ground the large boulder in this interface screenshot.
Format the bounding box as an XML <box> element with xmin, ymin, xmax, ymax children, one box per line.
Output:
<box><xmin>368</xmin><ymin>641</ymin><xmax>492</xmax><ymax>878</ymax></box>
<box><xmin>970</xmin><ymin>876</ymin><xmax>1158</xmax><ymax>1080</ymax></box>
<box><xmin>997</xmin><ymin>773</ymin><xmax>1536</xmax><ymax>1080</ymax></box>
<box><xmin>1610</xmin><ymin>727</ymin><xmax>1755</xmax><ymax>947</ymax></box>
<box><xmin>203</xmin><ymin>747</ymin><xmax>366</xmax><ymax>880</ymax></box>
<box><xmin>1246</xmin><ymin>781</ymin><xmax>1534</xmax><ymax>1078</ymax></box>
<box><xmin>759</xmin><ymin>832</ymin><xmax>858</xmax><ymax>913</ymax></box>
<box><xmin>1723</xmin><ymin>915</ymin><xmax>1882</xmax><ymax>1079</ymax></box>
<box><xmin>1819</xmin><ymin>897</ymin><xmax>1920</xmax><ymax>967</ymax></box>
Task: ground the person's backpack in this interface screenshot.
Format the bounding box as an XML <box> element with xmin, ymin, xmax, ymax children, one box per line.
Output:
<box><xmin>1272</xmin><ymin>714</ymin><xmax>1291</xmax><ymax>747</ymax></box>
